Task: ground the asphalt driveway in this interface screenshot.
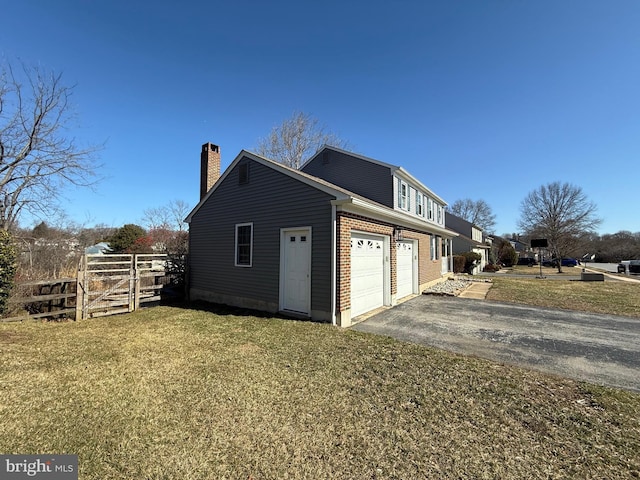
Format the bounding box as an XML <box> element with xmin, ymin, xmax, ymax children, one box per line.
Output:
<box><xmin>353</xmin><ymin>295</ymin><xmax>640</xmax><ymax>392</ymax></box>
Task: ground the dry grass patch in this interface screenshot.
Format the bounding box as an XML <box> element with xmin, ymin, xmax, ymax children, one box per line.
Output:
<box><xmin>487</xmin><ymin>277</ymin><xmax>640</xmax><ymax>318</ymax></box>
<box><xmin>1</xmin><ymin>306</ymin><xmax>639</xmax><ymax>479</ymax></box>
<box><xmin>508</xmin><ymin>265</ymin><xmax>581</xmax><ymax>276</ymax></box>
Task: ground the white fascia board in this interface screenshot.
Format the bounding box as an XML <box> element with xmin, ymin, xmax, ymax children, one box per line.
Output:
<box><xmin>394</xmin><ymin>168</ymin><xmax>448</xmax><ymax>206</ymax></box>
<box><xmin>332</xmin><ymin>198</ymin><xmax>458</xmax><ymax>238</ymax></box>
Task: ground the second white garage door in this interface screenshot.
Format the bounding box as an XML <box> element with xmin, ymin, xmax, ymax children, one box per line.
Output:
<box><xmin>396</xmin><ymin>241</ymin><xmax>415</xmax><ymax>299</ymax></box>
<box><xmin>351</xmin><ymin>233</ymin><xmax>385</xmax><ymax>318</ymax></box>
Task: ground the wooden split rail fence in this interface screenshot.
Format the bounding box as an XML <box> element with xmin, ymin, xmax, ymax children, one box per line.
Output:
<box><xmin>2</xmin><ymin>253</ymin><xmax>184</xmax><ymax>322</ymax></box>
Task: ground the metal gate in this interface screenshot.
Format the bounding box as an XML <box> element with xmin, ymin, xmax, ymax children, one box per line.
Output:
<box><xmin>76</xmin><ymin>254</ymin><xmax>170</xmax><ymax>319</ymax></box>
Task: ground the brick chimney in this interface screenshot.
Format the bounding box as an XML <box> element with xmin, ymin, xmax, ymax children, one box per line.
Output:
<box><xmin>200</xmin><ymin>142</ymin><xmax>220</xmax><ymax>199</ymax></box>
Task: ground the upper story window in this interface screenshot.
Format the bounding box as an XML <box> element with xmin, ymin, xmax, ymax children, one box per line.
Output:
<box><xmin>416</xmin><ymin>192</ymin><xmax>424</xmax><ymax>217</ymax></box>
<box><xmin>235</xmin><ymin>223</ymin><xmax>253</xmax><ymax>267</ymax></box>
<box><xmin>396</xmin><ymin>177</ymin><xmax>444</xmax><ymax>223</ymax></box>
<box><xmin>398</xmin><ymin>179</ymin><xmax>408</xmax><ymax>210</ymax></box>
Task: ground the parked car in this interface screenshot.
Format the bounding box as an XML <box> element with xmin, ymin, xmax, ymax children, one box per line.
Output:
<box><xmin>517</xmin><ymin>257</ymin><xmax>537</xmax><ymax>266</ymax></box>
<box><xmin>561</xmin><ymin>258</ymin><xmax>579</xmax><ymax>267</ymax></box>
<box><xmin>542</xmin><ymin>258</ymin><xmax>579</xmax><ymax>267</ymax></box>
<box><xmin>630</xmin><ymin>260</ymin><xmax>640</xmax><ymax>274</ymax></box>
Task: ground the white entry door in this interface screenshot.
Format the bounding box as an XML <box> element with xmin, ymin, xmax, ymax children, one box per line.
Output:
<box><xmin>396</xmin><ymin>241</ymin><xmax>415</xmax><ymax>299</ymax></box>
<box><xmin>280</xmin><ymin>228</ymin><xmax>311</xmax><ymax>315</ymax></box>
<box><xmin>351</xmin><ymin>233</ymin><xmax>385</xmax><ymax>318</ymax></box>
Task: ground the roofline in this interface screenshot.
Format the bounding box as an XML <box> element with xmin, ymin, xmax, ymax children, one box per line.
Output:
<box><xmin>303</xmin><ymin>145</ymin><xmax>448</xmax><ymax>206</ymax></box>
<box><xmin>185</xmin><ymin>150</ymin><xmax>354</xmax><ymax>223</ymax></box>
<box><xmin>395</xmin><ymin>167</ymin><xmax>448</xmax><ymax>206</ymax></box>
<box><xmin>186</xmin><ymin>148</ymin><xmax>456</xmax><ymax>235</ymax></box>
<box><xmin>301</xmin><ymin>144</ymin><xmax>400</xmax><ymax>171</ymax></box>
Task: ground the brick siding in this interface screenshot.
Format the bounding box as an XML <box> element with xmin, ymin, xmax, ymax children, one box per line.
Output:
<box><xmin>336</xmin><ymin>212</ymin><xmax>444</xmax><ymax>313</ymax></box>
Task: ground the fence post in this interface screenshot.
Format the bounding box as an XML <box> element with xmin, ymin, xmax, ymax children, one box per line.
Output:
<box><xmin>127</xmin><ymin>255</ymin><xmax>134</xmax><ymax>312</ymax></box>
<box><xmin>76</xmin><ymin>256</ymin><xmax>85</xmax><ymax>321</ymax></box>
<box><xmin>133</xmin><ymin>255</ymin><xmax>141</xmax><ymax>311</ymax></box>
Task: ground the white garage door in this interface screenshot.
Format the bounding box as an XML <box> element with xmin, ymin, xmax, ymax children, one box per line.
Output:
<box><xmin>397</xmin><ymin>241</ymin><xmax>415</xmax><ymax>299</ymax></box>
<box><xmin>351</xmin><ymin>233</ymin><xmax>385</xmax><ymax>318</ymax></box>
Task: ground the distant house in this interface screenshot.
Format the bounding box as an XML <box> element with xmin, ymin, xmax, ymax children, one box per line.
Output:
<box><xmin>186</xmin><ymin>143</ymin><xmax>458</xmax><ymax>327</ymax></box>
<box><xmin>84</xmin><ymin>242</ymin><xmax>111</xmax><ymax>255</ymax></box>
<box><xmin>509</xmin><ymin>238</ymin><xmax>532</xmax><ymax>258</ymax></box>
<box><xmin>445</xmin><ymin>212</ymin><xmax>491</xmax><ymax>274</ymax></box>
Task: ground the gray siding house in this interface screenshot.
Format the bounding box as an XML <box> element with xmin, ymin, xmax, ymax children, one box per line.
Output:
<box><xmin>187</xmin><ymin>143</ymin><xmax>457</xmax><ymax>327</ymax></box>
<box><xmin>445</xmin><ymin>212</ymin><xmax>491</xmax><ymax>273</ymax></box>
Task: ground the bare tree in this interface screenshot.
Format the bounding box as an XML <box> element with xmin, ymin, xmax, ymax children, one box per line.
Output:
<box><xmin>449</xmin><ymin>198</ymin><xmax>496</xmax><ymax>233</ymax></box>
<box><xmin>518</xmin><ymin>182</ymin><xmax>601</xmax><ymax>272</ymax></box>
<box><xmin>0</xmin><ymin>61</ymin><xmax>101</xmax><ymax>231</ymax></box>
<box><xmin>255</xmin><ymin>111</ymin><xmax>349</xmax><ymax>169</ymax></box>
<box><xmin>142</xmin><ymin>199</ymin><xmax>189</xmax><ymax>232</ymax></box>
<box><xmin>142</xmin><ymin>200</ymin><xmax>190</xmax><ymax>255</ymax></box>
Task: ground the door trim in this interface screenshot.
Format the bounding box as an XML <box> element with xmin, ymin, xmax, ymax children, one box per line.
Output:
<box><xmin>396</xmin><ymin>238</ymin><xmax>418</xmax><ymax>299</ymax></box>
<box><xmin>279</xmin><ymin>227</ymin><xmax>312</xmax><ymax>316</ymax></box>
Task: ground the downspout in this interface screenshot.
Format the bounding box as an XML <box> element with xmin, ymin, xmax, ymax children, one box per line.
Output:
<box><xmin>331</xmin><ymin>204</ymin><xmax>337</xmax><ymax>326</ymax></box>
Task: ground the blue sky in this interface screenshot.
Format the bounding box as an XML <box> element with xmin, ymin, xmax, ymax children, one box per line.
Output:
<box><xmin>2</xmin><ymin>0</ymin><xmax>639</xmax><ymax>236</ymax></box>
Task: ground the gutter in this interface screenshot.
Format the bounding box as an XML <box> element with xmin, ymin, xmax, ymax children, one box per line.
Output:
<box><xmin>331</xmin><ymin>198</ymin><xmax>458</xmax><ymax>238</ymax></box>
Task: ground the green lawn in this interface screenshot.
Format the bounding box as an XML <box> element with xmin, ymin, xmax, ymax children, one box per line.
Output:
<box><xmin>1</xmin><ymin>304</ymin><xmax>639</xmax><ymax>479</ymax></box>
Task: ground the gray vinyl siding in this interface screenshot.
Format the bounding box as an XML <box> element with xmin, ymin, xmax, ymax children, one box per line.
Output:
<box><xmin>444</xmin><ymin>212</ymin><xmax>472</xmax><ymax>237</ymax></box>
<box><xmin>189</xmin><ymin>157</ymin><xmax>335</xmax><ymax>315</ymax></box>
<box><xmin>302</xmin><ymin>149</ymin><xmax>394</xmax><ymax>207</ymax></box>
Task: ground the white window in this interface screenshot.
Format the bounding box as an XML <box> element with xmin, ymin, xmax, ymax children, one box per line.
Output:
<box><xmin>437</xmin><ymin>205</ymin><xmax>442</xmax><ymax>224</ymax></box>
<box><xmin>398</xmin><ymin>179</ymin><xmax>408</xmax><ymax>210</ymax></box>
<box><xmin>427</xmin><ymin>198</ymin><xmax>433</xmax><ymax>220</ymax></box>
<box><xmin>429</xmin><ymin>235</ymin><xmax>441</xmax><ymax>260</ymax></box>
<box><xmin>235</xmin><ymin>223</ymin><xmax>253</xmax><ymax>267</ymax></box>
<box><xmin>416</xmin><ymin>192</ymin><xmax>424</xmax><ymax>217</ymax></box>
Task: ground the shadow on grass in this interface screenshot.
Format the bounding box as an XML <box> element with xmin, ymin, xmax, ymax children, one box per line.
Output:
<box><xmin>162</xmin><ymin>298</ymin><xmax>331</xmax><ymax>324</ymax></box>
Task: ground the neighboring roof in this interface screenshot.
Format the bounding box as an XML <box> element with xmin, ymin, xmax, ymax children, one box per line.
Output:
<box><xmin>445</xmin><ymin>211</ymin><xmax>484</xmax><ymax>233</ymax></box>
<box><xmin>452</xmin><ymin>233</ymin><xmax>491</xmax><ymax>249</ymax></box>
<box><xmin>303</xmin><ymin>145</ymin><xmax>448</xmax><ymax>206</ymax></box>
<box><xmin>185</xmin><ymin>149</ymin><xmax>457</xmax><ymax>237</ymax></box>
<box><xmin>85</xmin><ymin>242</ymin><xmax>111</xmax><ymax>254</ymax></box>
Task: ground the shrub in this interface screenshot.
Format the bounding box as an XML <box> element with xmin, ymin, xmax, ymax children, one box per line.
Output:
<box><xmin>461</xmin><ymin>251</ymin><xmax>482</xmax><ymax>274</ymax></box>
<box><xmin>0</xmin><ymin>231</ymin><xmax>18</xmax><ymax>314</ymax></box>
<box><xmin>453</xmin><ymin>255</ymin><xmax>466</xmax><ymax>273</ymax></box>
<box><xmin>496</xmin><ymin>239</ymin><xmax>518</xmax><ymax>267</ymax></box>
<box><xmin>108</xmin><ymin>224</ymin><xmax>147</xmax><ymax>253</ymax></box>
<box><xmin>483</xmin><ymin>263</ymin><xmax>501</xmax><ymax>272</ymax></box>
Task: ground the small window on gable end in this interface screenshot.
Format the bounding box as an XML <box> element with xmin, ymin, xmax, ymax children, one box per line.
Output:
<box><xmin>239</xmin><ymin>163</ymin><xmax>250</xmax><ymax>185</ymax></box>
